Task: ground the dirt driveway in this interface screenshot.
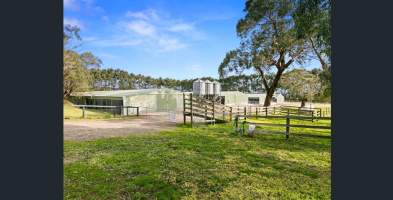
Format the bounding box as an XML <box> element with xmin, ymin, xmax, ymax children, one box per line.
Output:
<box><xmin>64</xmin><ymin>114</ymin><xmax>181</xmax><ymax>141</ymax></box>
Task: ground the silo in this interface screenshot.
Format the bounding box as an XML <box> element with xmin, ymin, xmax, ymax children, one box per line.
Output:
<box><xmin>193</xmin><ymin>79</ymin><xmax>205</xmax><ymax>96</ymax></box>
<box><xmin>204</xmin><ymin>80</ymin><xmax>213</xmax><ymax>95</ymax></box>
<box><xmin>212</xmin><ymin>81</ymin><xmax>221</xmax><ymax>96</ymax></box>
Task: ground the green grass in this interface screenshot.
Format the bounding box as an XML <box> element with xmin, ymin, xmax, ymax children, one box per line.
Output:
<box><xmin>64</xmin><ymin>100</ymin><xmax>114</xmax><ymax>119</ymax></box>
<box><xmin>64</xmin><ymin>120</ymin><xmax>331</xmax><ymax>200</ymax></box>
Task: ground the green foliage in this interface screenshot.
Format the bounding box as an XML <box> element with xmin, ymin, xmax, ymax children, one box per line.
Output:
<box><xmin>219</xmin><ymin>0</ymin><xmax>311</xmax><ymax>106</ymax></box>
<box><xmin>65</xmin><ymin>122</ymin><xmax>331</xmax><ymax>199</ymax></box>
<box><xmin>63</xmin><ymin>25</ymin><xmax>101</xmax><ymax>98</ymax></box>
<box><xmin>63</xmin><ymin>50</ymin><xmax>92</xmax><ymax>97</ymax></box>
<box><xmin>280</xmin><ymin>68</ymin><xmax>321</xmax><ymax>101</ymax></box>
<box><xmin>293</xmin><ymin>0</ymin><xmax>331</xmax><ymax>69</ymax></box>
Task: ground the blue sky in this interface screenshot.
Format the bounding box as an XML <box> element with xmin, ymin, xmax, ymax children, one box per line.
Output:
<box><xmin>64</xmin><ymin>0</ymin><xmax>319</xmax><ymax>79</ymax></box>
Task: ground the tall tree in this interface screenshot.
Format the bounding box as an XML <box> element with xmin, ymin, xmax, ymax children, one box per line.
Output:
<box><xmin>219</xmin><ymin>0</ymin><xmax>308</xmax><ymax>106</ymax></box>
<box><xmin>280</xmin><ymin>68</ymin><xmax>321</xmax><ymax>107</ymax></box>
<box><xmin>294</xmin><ymin>0</ymin><xmax>331</xmax><ymax>99</ymax></box>
<box><xmin>294</xmin><ymin>0</ymin><xmax>331</xmax><ymax>70</ymax></box>
<box><xmin>63</xmin><ymin>25</ymin><xmax>101</xmax><ymax>98</ymax></box>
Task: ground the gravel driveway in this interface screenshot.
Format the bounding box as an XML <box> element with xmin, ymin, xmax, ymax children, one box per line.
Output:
<box><xmin>64</xmin><ymin>114</ymin><xmax>180</xmax><ymax>141</ymax></box>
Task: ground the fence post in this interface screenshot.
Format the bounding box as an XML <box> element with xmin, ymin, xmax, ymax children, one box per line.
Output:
<box><xmin>137</xmin><ymin>107</ymin><xmax>139</xmax><ymax>116</ymax></box>
<box><xmin>126</xmin><ymin>106</ymin><xmax>128</xmax><ymax>116</ymax></box>
<box><xmin>273</xmin><ymin>107</ymin><xmax>276</xmax><ymax>115</ymax></box>
<box><xmin>204</xmin><ymin>104</ymin><xmax>207</xmax><ymax>121</ymax></box>
<box><xmin>190</xmin><ymin>93</ymin><xmax>193</xmax><ymax>127</ymax></box>
<box><xmin>244</xmin><ymin>106</ymin><xmax>247</xmax><ymax>119</ymax></box>
<box><xmin>311</xmin><ymin>110</ymin><xmax>314</xmax><ymax>122</ymax></box>
<box><xmin>235</xmin><ymin>116</ymin><xmax>238</xmax><ymax>131</ymax></box>
<box><xmin>242</xmin><ymin>121</ymin><xmax>245</xmax><ymax>135</ymax></box>
<box><xmin>256</xmin><ymin>107</ymin><xmax>258</xmax><ymax>119</ymax></box>
<box><xmin>212</xmin><ymin>99</ymin><xmax>215</xmax><ymax>121</ymax></box>
<box><xmin>286</xmin><ymin>116</ymin><xmax>290</xmax><ymax>139</ymax></box>
<box><xmin>265</xmin><ymin>107</ymin><xmax>268</xmax><ymax>117</ymax></box>
<box><xmin>229</xmin><ymin>107</ymin><xmax>232</xmax><ymax>122</ymax></box>
<box><xmin>113</xmin><ymin>107</ymin><xmax>116</xmax><ymax>117</ymax></box>
<box><xmin>183</xmin><ymin>93</ymin><xmax>185</xmax><ymax>124</ymax></box>
<box><xmin>82</xmin><ymin>106</ymin><xmax>85</xmax><ymax>118</ymax></box>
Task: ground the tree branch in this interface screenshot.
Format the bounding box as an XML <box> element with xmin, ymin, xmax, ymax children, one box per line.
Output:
<box><xmin>309</xmin><ymin>37</ymin><xmax>328</xmax><ymax>70</ymax></box>
<box><xmin>255</xmin><ymin>66</ymin><xmax>270</xmax><ymax>90</ymax></box>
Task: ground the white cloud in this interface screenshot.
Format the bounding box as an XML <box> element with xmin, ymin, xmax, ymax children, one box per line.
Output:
<box><xmin>168</xmin><ymin>23</ymin><xmax>194</xmax><ymax>32</ymax></box>
<box><xmin>84</xmin><ymin>37</ymin><xmax>143</xmax><ymax>47</ymax></box>
<box><xmin>125</xmin><ymin>20</ymin><xmax>156</xmax><ymax>37</ymax></box>
<box><xmin>126</xmin><ymin>9</ymin><xmax>159</xmax><ymax>21</ymax></box>
<box><xmin>157</xmin><ymin>37</ymin><xmax>187</xmax><ymax>52</ymax></box>
<box><xmin>64</xmin><ymin>18</ymin><xmax>84</xmax><ymax>29</ymax></box>
<box><xmin>82</xmin><ymin>9</ymin><xmax>204</xmax><ymax>52</ymax></box>
<box><xmin>64</xmin><ymin>0</ymin><xmax>79</xmax><ymax>11</ymax></box>
<box><xmin>64</xmin><ymin>0</ymin><xmax>104</xmax><ymax>14</ymax></box>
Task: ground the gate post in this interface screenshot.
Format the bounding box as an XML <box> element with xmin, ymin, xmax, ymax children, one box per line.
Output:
<box><xmin>212</xmin><ymin>99</ymin><xmax>215</xmax><ymax>121</ymax></box>
<box><xmin>190</xmin><ymin>93</ymin><xmax>193</xmax><ymax>127</ymax></box>
<box><xmin>183</xmin><ymin>93</ymin><xmax>186</xmax><ymax>125</ymax></box>
<box><xmin>286</xmin><ymin>116</ymin><xmax>290</xmax><ymax>139</ymax></box>
<box><xmin>256</xmin><ymin>107</ymin><xmax>258</xmax><ymax>119</ymax></box>
<box><xmin>229</xmin><ymin>107</ymin><xmax>232</xmax><ymax>122</ymax></box>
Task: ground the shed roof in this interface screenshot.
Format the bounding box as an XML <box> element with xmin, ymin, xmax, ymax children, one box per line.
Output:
<box><xmin>73</xmin><ymin>88</ymin><xmax>183</xmax><ymax>97</ymax></box>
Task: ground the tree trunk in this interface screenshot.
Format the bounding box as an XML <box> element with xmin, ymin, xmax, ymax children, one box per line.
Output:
<box><xmin>263</xmin><ymin>88</ymin><xmax>275</xmax><ymax>107</ymax></box>
<box><xmin>300</xmin><ymin>99</ymin><xmax>306</xmax><ymax>107</ymax></box>
<box><xmin>262</xmin><ymin>68</ymin><xmax>285</xmax><ymax>107</ymax></box>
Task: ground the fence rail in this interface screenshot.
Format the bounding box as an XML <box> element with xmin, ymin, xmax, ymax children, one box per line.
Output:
<box><xmin>183</xmin><ymin>93</ymin><xmax>331</xmax><ymax>128</ymax></box>
<box><xmin>234</xmin><ymin>115</ymin><xmax>331</xmax><ymax>139</ymax></box>
<box><xmin>72</xmin><ymin>105</ymin><xmax>140</xmax><ymax>118</ymax></box>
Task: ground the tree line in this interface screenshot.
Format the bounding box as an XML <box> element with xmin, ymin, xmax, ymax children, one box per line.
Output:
<box><xmin>89</xmin><ymin>68</ymin><xmax>269</xmax><ymax>93</ymax></box>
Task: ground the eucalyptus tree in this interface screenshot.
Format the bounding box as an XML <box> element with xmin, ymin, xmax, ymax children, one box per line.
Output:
<box><xmin>63</xmin><ymin>25</ymin><xmax>101</xmax><ymax>98</ymax></box>
<box><xmin>294</xmin><ymin>0</ymin><xmax>331</xmax><ymax>98</ymax></box>
<box><xmin>219</xmin><ymin>0</ymin><xmax>309</xmax><ymax>106</ymax></box>
<box><xmin>280</xmin><ymin>68</ymin><xmax>321</xmax><ymax>107</ymax></box>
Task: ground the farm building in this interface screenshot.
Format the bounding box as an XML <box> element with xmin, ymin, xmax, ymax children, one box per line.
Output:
<box><xmin>69</xmin><ymin>86</ymin><xmax>285</xmax><ymax>116</ymax></box>
<box><xmin>192</xmin><ymin>79</ymin><xmax>283</xmax><ymax>105</ymax></box>
<box><xmin>70</xmin><ymin>88</ymin><xmax>187</xmax><ymax>115</ymax></box>
<box><xmin>219</xmin><ymin>91</ymin><xmax>284</xmax><ymax>105</ymax></box>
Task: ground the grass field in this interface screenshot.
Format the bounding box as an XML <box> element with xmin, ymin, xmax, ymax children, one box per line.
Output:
<box><xmin>64</xmin><ymin>100</ymin><xmax>113</xmax><ymax>119</ymax></box>
<box><xmin>64</xmin><ymin>118</ymin><xmax>331</xmax><ymax>200</ymax></box>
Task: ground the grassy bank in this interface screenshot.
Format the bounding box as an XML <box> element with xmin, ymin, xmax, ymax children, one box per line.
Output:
<box><xmin>64</xmin><ymin>100</ymin><xmax>113</xmax><ymax>119</ymax></box>
<box><xmin>64</xmin><ymin>119</ymin><xmax>331</xmax><ymax>200</ymax></box>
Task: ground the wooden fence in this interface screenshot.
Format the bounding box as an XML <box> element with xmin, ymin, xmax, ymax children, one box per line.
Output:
<box><xmin>183</xmin><ymin>93</ymin><xmax>233</xmax><ymax>127</ymax></box>
<box><xmin>183</xmin><ymin>93</ymin><xmax>330</xmax><ymax>127</ymax></box>
<box><xmin>234</xmin><ymin>115</ymin><xmax>331</xmax><ymax>139</ymax></box>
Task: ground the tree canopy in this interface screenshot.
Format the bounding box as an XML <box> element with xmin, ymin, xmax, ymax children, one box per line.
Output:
<box><xmin>219</xmin><ymin>0</ymin><xmax>312</xmax><ymax>106</ymax></box>
<box><xmin>63</xmin><ymin>25</ymin><xmax>101</xmax><ymax>98</ymax></box>
<box><xmin>219</xmin><ymin>0</ymin><xmax>331</xmax><ymax>106</ymax></box>
<box><xmin>280</xmin><ymin>68</ymin><xmax>321</xmax><ymax>106</ymax></box>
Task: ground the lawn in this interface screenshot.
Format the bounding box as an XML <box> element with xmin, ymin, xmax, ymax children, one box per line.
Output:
<box><xmin>64</xmin><ymin>120</ymin><xmax>331</xmax><ymax>200</ymax></box>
